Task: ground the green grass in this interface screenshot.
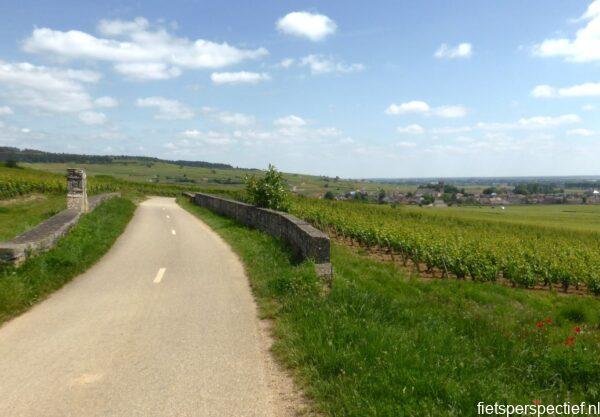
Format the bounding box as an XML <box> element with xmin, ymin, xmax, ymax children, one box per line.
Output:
<box><xmin>0</xmin><ymin>194</ymin><xmax>66</xmax><ymax>241</ymax></box>
<box><xmin>179</xmin><ymin>197</ymin><xmax>600</xmax><ymax>417</ymax></box>
<box><xmin>24</xmin><ymin>161</ymin><xmax>401</xmax><ymax>197</ymax></box>
<box><xmin>0</xmin><ymin>197</ymin><xmax>135</xmax><ymax>325</ymax></box>
<box><xmin>430</xmin><ymin>204</ymin><xmax>600</xmax><ymax>233</ymax></box>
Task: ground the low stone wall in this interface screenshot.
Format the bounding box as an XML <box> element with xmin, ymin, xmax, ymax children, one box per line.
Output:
<box><xmin>186</xmin><ymin>192</ymin><xmax>332</xmax><ymax>279</ymax></box>
<box><xmin>0</xmin><ymin>193</ymin><xmax>120</xmax><ymax>266</ymax></box>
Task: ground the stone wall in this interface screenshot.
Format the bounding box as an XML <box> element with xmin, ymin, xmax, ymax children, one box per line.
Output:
<box><xmin>0</xmin><ymin>193</ymin><xmax>120</xmax><ymax>266</ymax></box>
<box><xmin>185</xmin><ymin>192</ymin><xmax>332</xmax><ymax>279</ymax></box>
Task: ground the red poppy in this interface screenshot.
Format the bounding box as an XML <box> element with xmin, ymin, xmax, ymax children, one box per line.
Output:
<box><xmin>574</xmin><ymin>327</ymin><xmax>581</xmax><ymax>334</ymax></box>
<box><xmin>536</xmin><ymin>321</ymin><xmax>544</xmax><ymax>328</ymax></box>
<box><xmin>545</xmin><ymin>317</ymin><xmax>553</xmax><ymax>324</ymax></box>
<box><xmin>533</xmin><ymin>399</ymin><xmax>541</xmax><ymax>406</ymax></box>
<box><xmin>565</xmin><ymin>336</ymin><xmax>575</xmax><ymax>347</ymax></box>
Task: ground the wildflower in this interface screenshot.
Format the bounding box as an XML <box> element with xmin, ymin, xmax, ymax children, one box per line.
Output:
<box><xmin>533</xmin><ymin>399</ymin><xmax>541</xmax><ymax>406</ymax></box>
<box><xmin>565</xmin><ymin>336</ymin><xmax>575</xmax><ymax>347</ymax></box>
<box><xmin>545</xmin><ymin>317</ymin><xmax>553</xmax><ymax>324</ymax></box>
<box><xmin>536</xmin><ymin>321</ymin><xmax>544</xmax><ymax>328</ymax></box>
<box><xmin>574</xmin><ymin>327</ymin><xmax>581</xmax><ymax>334</ymax></box>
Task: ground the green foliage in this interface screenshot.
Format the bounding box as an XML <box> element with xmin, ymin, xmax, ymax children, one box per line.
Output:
<box><xmin>180</xmin><ymin>198</ymin><xmax>600</xmax><ymax>417</ymax></box>
<box><xmin>244</xmin><ymin>164</ymin><xmax>290</xmax><ymax>211</ymax></box>
<box><xmin>291</xmin><ymin>197</ymin><xmax>600</xmax><ymax>294</ymax></box>
<box><xmin>324</xmin><ymin>191</ymin><xmax>335</xmax><ymax>200</ymax></box>
<box><xmin>0</xmin><ymin>197</ymin><xmax>135</xmax><ymax>324</ymax></box>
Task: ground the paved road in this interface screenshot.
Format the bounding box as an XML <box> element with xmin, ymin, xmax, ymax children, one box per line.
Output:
<box><xmin>0</xmin><ymin>197</ymin><xmax>297</xmax><ymax>417</ymax></box>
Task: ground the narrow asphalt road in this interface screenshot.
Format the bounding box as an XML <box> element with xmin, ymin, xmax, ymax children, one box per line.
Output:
<box><xmin>0</xmin><ymin>197</ymin><xmax>297</xmax><ymax>417</ymax></box>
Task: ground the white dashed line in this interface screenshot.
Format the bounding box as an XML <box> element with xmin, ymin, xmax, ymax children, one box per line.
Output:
<box><xmin>171</xmin><ymin>229</ymin><xmax>176</xmax><ymax>235</ymax></box>
<box><xmin>153</xmin><ymin>268</ymin><xmax>166</xmax><ymax>284</ymax></box>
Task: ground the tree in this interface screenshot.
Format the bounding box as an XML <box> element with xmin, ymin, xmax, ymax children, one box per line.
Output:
<box><xmin>245</xmin><ymin>164</ymin><xmax>290</xmax><ymax>211</ymax></box>
<box><xmin>5</xmin><ymin>159</ymin><xmax>19</xmax><ymax>168</ymax></box>
<box><xmin>324</xmin><ymin>191</ymin><xmax>335</xmax><ymax>200</ymax></box>
<box><xmin>377</xmin><ymin>188</ymin><xmax>386</xmax><ymax>204</ymax></box>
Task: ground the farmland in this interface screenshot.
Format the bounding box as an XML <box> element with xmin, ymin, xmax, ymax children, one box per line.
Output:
<box><xmin>291</xmin><ymin>198</ymin><xmax>600</xmax><ymax>294</ymax></box>
<box><xmin>23</xmin><ymin>161</ymin><xmax>397</xmax><ymax>197</ymax></box>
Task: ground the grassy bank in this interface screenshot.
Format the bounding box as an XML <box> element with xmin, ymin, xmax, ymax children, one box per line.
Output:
<box><xmin>0</xmin><ymin>194</ymin><xmax>66</xmax><ymax>241</ymax></box>
<box><xmin>0</xmin><ymin>197</ymin><xmax>135</xmax><ymax>325</ymax></box>
<box><xmin>179</xmin><ymin>197</ymin><xmax>600</xmax><ymax>417</ymax></box>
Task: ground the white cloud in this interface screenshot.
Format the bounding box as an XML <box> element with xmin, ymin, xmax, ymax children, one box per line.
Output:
<box><xmin>397</xmin><ymin>124</ymin><xmax>425</xmax><ymax>134</ymax></box>
<box><xmin>434</xmin><ymin>42</ymin><xmax>473</xmax><ymax>59</ymax></box>
<box><xmin>274</xmin><ymin>115</ymin><xmax>307</xmax><ymax>127</ymax></box>
<box><xmin>23</xmin><ymin>18</ymin><xmax>268</xmax><ymax>80</ymax></box>
<box><xmin>217</xmin><ymin>112</ymin><xmax>255</xmax><ymax>126</ymax></box>
<box><xmin>532</xmin><ymin>82</ymin><xmax>600</xmax><ymax>98</ymax></box>
<box><xmin>567</xmin><ymin>128</ymin><xmax>595</xmax><ymax>136</ymax></box>
<box><xmin>385</xmin><ymin>101</ymin><xmax>430</xmax><ymax>115</ymax></box>
<box><xmin>582</xmin><ymin>104</ymin><xmax>596</xmax><ymax>110</ymax></box>
<box><xmin>517</xmin><ymin>114</ymin><xmax>581</xmax><ymax>128</ymax></box>
<box><xmin>397</xmin><ymin>141</ymin><xmax>417</xmax><ymax>148</ymax></box>
<box><xmin>0</xmin><ymin>61</ymin><xmax>100</xmax><ymax>113</ymax></box>
<box><xmin>181</xmin><ymin>129</ymin><xmax>202</xmax><ymax>138</ymax></box>
<box><xmin>0</xmin><ymin>106</ymin><xmax>13</xmax><ymax>116</ymax></box>
<box><xmin>78</xmin><ymin>111</ymin><xmax>107</xmax><ymax>125</ymax></box>
<box><xmin>210</xmin><ymin>71</ymin><xmax>270</xmax><ymax>85</ymax></box>
<box><xmin>94</xmin><ymin>96</ymin><xmax>119</xmax><ymax>108</ymax></box>
<box><xmin>278</xmin><ymin>58</ymin><xmax>295</xmax><ymax>68</ymax></box>
<box><xmin>433</xmin><ymin>105</ymin><xmax>468</xmax><ymax>118</ymax></box>
<box><xmin>300</xmin><ymin>54</ymin><xmax>364</xmax><ymax>75</ymax></box>
<box><xmin>114</xmin><ymin>62</ymin><xmax>182</xmax><ymax>80</ymax></box>
<box><xmin>276</xmin><ymin>11</ymin><xmax>337</xmax><ymax>41</ymax></box>
<box><xmin>385</xmin><ymin>101</ymin><xmax>467</xmax><ymax>118</ymax></box>
<box><xmin>136</xmin><ymin>96</ymin><xmax>194</xmax><ymax>120</ymax></box>
<box><xmin>534</xmin><ymin>1</ymin><xmax>600</xmax><ymax>62</ymax></box>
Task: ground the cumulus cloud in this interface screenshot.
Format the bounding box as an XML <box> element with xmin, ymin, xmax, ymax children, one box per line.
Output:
<box><xmin>0</xmin><ymin>106</ymin><xmax>13</xmax><ymax>116</ymax></box>
<box><xmin>78</xmin><ymin>111</ymin><xmax>107</xmax><ymax>125</ymax></box>
<box><xmin>210</xmin><ymin>71</ymin><xmax>270</xmax><ymax>85</ymax></box>
<box><xmin>278</xmin><ymin>58</ymin><xmax>295</xmax><ymax>68</ymax></box>
<box><xmin>533</xmin><ymin>1</ymin><xmax>600</xmax><ymax>62</ymax></box>
<box><xmin>385</xmin><ymin>101</ymin><xmax>430</xmax><ymax>115</ymax></box>
<box><xmin>273</xmin><ymin>115</ymin><xmax>307</xmax><ymax>127</ymax></box>
<box><xmin>94</xmin><ymin>96</ymin><xmax>119</xmax><ymax>108</ymax></box>
<box><xmin>136</xmin><ymin>96</ymin><xmax>194</xmax><ymax>120</ymax></box>
<box><xmin>517</xmin><ymin>114</ymin><xmax>581</xmax><ymax>128</ymax></box>
<box><xmin>276</xmin><ymin>11</ymin><xmax>337</xmax><ymax>41</ymax></box>
<box><xmin>434</xmin><ymin>42</ymin><xmax>473</xmax><ymax>59</ymax></box>
<box><xmin>567</xmin><ymin>128</ymin><xmax>595</xmax><ymax>136</ymax></box>
<box><xmin>385</xmin><ymin>101</ymin><xmax>467</xmax><ymax>118</ymax></box>
<box><xmin>300</xmin><ymin>54</ymin><xmax>364</xmax><ymax>74</ymax></box>
<box><xmin>0</xmin><ymin>61</ymin><xmax>100</xmax><ymax>113</ymax></box>
<box><xmin>397</xmin><ymin>124</ymin><xmax>425</xmax><ymax>134</ymax></box>
<box><xmin>23</xmin><ymin>18</ymin><xmax>268</xmax><ymax>80</ymax></box>
<box><xmin>217</xmin><ymin>112</ymin><xmax>255</xmax><ymax>126</ymax></box>
<box><xmin>532</xmin><ymin>82</ymin><xmax>600</xmax><ymax>98</ymax></box>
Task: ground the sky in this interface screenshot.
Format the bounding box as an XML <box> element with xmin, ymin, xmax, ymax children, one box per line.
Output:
<box><xmin>0</xmin><ymin>0</ymin><xmax>600</xmax><ymax>178</ymax></box>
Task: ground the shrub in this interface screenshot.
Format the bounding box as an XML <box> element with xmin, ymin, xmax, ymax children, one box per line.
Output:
<box><xmin>244</xmin><ymin>164</ymin><xmax>290</xmax><ymax>212</ymax></box>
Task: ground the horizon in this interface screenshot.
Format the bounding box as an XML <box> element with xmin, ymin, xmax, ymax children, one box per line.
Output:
<box><xmin>1</xmin><ymin>1</ymin><xmax>600</xmax><ymax>177</ymax></box>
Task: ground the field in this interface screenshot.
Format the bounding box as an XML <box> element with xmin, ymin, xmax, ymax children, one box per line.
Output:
<box><xmin>291</xmin><ymin>198</ymin><xmax>600</xmax><ymax>294</ymax></box>
<box><xmin>0</xmin><ymin>194</ymin><xmax>65</xmax><ymax>241</ymax></box>
<box><xmin>180</xmin><ymin>197</ymin><xmax>600</xmax><ymax>417</ymax></box>
<box><xmin>23</xmin><ymin>161</ymin><xmax>399</xmax><ymax>197</ymax></box>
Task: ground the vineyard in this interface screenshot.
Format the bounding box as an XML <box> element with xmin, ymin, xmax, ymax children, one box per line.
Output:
<box><xmin>291</xmin><ymin>198</ymin><xmax>600</xmax><ymax>295</ymax></box>
<box><xmin>0</xmin><ymin>165</ymin><xmax>226</xmax><ymax>200</ymax></box>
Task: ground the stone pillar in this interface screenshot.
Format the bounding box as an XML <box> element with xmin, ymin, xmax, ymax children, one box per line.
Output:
<box><xmin>66</xmin><ymin>168</ymin><xmax>88</xmax><ymax>213</ymax></box>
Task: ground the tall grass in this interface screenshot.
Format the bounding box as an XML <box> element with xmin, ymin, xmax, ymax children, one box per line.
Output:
<box><xmin>180</xmin><ymin>197</ymin><xmax>600</xmax><ymax>417</ymax></box>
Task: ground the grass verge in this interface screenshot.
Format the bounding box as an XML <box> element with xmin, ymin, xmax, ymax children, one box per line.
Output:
<box><xmin>178</xmin><ymin>197</ymin><xmax>600</xmax><ymax>417</ymax></box>
<box><xmin>0</xmin><ymin>197</ymin><xmax>135</xmax><ymax>325</ymax></box>
<box><xmin>0</xmin><ymin>194</ymin><xmax>66</xmax><ymax>241</ymax></box>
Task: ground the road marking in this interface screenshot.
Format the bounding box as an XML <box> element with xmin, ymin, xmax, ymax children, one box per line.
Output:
<box><xmin>171</xmin><ymin>229</ymin><xmax>176</xmax><ymax>235</ymax></box>
<box><xmin>153</xmin><ymin>268</ymin><xmax>166</xmax><ymax>284</ymax></box>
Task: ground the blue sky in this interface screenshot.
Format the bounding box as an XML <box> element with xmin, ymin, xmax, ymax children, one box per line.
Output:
<box><xmin>0</xmin><ymin>0</ymin><xmax>599</xmax><ymax>178</ymax></box>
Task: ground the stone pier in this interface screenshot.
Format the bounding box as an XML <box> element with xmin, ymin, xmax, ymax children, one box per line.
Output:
<box><xmin>66</xmin><ymin>168</ymin><xmax>88</xmax><ymax>213</ymax></box>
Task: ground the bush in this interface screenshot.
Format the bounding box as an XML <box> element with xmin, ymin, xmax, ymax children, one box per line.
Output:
<box><xmin>244</xmin><ymin>164</ymin><xmax>290</xmax><ymax>212</ymax></box>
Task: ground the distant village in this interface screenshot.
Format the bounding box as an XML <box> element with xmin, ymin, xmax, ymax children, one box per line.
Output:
<box><xmin>322</xmin><ymin>181</ymin><xmax>600</xmax><ymax>207</ymax></box>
